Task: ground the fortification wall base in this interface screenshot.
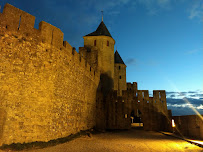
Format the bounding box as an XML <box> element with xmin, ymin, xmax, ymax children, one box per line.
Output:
<box><xmin>96</xmin><ymin>88</ymin><xmax>171</xmax><ymax>132</ymax></box>
<box><xmin>173</xmin><ymin>115</ymin><xmax>203</xmax><ymax>140</ymax></box>
<box><xmin>0</xmin><ymin>3</ymin><xmax>100</xmax><ymax>146</ymax></box>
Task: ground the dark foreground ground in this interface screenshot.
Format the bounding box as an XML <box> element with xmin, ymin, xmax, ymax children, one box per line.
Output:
<box><xmin>1</xmin><ymin>127</ymin><xmax>202</xmax><ymax>152</ymax></box>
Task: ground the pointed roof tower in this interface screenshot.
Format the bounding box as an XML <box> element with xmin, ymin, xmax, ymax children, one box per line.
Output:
<box><xmin>85</xmin><ymin>21</ymin><xmax>112</xmax><ymax>38</ymax></box>
<box><xmin>115</xmin><ymin>50</ymin><xmax>125</xmax><ymax>65</ymax></box>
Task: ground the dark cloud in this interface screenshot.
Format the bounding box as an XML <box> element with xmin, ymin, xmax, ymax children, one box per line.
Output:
<box><xmin>167</xmin><ymin>98</ymin><xmax>203</xmax><ymax>106</ymax></box>
<box><xmin>179</xmin><ymin>92</ymin><xmax>187</xmax><ymax>95</ymax></box>
<box><xmin>166</xmin><ymin>91</ymin><xmax>203</xmax><ymax>100</ymax></box>
<box><xmin>177</xmin><ymin>92</ymin><xmax>187</xmax><ymax>96</ymax></box>
<box><xmin>167</xmin><ymin>98</ymin><xmax>203</xmax><ymax>116</ymax></box>
<box><xmin>126</xmin><ymin>58</ymin><xmax>136</xmax><ymax>65</ymax></box>
<box><xmin>189</xmin><ymin>93</ymin><xmax>203</xmax><ymax>98</ymax></box>
<box><xmin>166</xmin><ymin>91</ymin><xmax>176</xmax><ymax>94</ymax></box>
<box><xmin>170</xmin><ymin>95</ymin><xmax>176</xmax><ymax>98</ymax></box>
<box><xmin>188</xmin><ymin>91</ymin><xmax>196</xmax><ymax>93</ymax></box>
<box><xmin>195</xmin><ymin>94</ymin><xmax>203</xmax><ymax>97</ymax></box>
<box><xmin>169</xmin><ymin>106</ymin><xmax>203</xmax><ymax>116</ymax></box>
<box><xmin>167</xmin><ymin>98</ymin><xmax>185</xmax><ymax>105</ymax></box>
<box><xmin>189</xmin><ymin>94</ymin><xmax>196</xmax><ymax>97</ymax></box>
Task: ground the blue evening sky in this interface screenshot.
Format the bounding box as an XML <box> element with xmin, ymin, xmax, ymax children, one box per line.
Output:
<box><xmin>1</xmin><ymin>0</ymin><xmax>202</xmax><ymax>115</ymax></box>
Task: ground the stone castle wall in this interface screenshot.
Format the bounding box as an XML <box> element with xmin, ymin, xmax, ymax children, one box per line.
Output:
<box><xmin>173</xmin><ymin>115</ymin><xmax>203</xmax><ymax>139</ymax></box>
<box><xmin>97</xmin><ymin>82</ymin><xmax>171</xmax><ymax>131</ymax></box>
<box><xmin>0</xmin><ymin>4</ymin><xmax>100</xmax><ymax>146</ymax></box>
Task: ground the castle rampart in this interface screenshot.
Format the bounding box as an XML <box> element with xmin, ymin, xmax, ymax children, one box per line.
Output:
<box><xmin>127</xmin><ymin>82</ymin><xmax>137</xmax><ymax>92</ymax></box>
<box><xmin>173</xmin><ymin>115</ymin><xmax>203</xmax><ymax>139</ymax></box>
<box><xmin>0</xmin><ymin>4</ymin><xmax>35</xmax><ymax>32</ymax></box>
<box><xmin>0</xmin><ymin>3</ymin><xmax>100</xmax><ymax>146</ymax></box>
<box><xmin>0</xmin><ymin>3</ymin><xmax>173</xmax><ymax>146</ymax></box>
<box><xmin>98</xmin><ymin>82</ymin><xmax>170</xmax><ymax>131</ymax></box>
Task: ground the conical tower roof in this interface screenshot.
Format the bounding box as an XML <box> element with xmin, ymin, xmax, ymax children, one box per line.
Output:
<box><xmin>86</xmin><ymin>21</ymin><xmax>112</xmax><ymax>38</ymax></box>
<box><xmin>115</xmin><ymin>50</ymin><xmax>125</xmax><ymax>65</ymax></box>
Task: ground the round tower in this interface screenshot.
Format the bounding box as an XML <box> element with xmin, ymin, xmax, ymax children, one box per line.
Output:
<box><xmin>83</xmin><ymin>21</ymin><xmax>115</xmax><ymax>79</ymax></box>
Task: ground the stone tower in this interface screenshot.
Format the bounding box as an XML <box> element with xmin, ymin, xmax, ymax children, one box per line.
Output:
<box><xmin>83</xmin><ymin>21</ymin><xmax>115</xmax><ymax>80</ymax></box>
<box><xmin>114</xmin><ymin>50</ymin><xmax>127</xmax><ymax>95</ymax></box>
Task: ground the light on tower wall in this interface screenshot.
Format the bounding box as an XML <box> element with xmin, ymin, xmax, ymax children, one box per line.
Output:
<box><xmin>172</xmin><ymin>119</ymin><xmax>175</xmax><ymax>127</ymax></box>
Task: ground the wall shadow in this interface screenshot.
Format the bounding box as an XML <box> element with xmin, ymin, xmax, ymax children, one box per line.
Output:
<box><xmin>96</xmin><ymin>73</ymin><xmax>114</xmax><ymax>131</ymax></box>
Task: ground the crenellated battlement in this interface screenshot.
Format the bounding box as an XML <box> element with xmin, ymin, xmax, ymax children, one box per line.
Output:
<box><xmin>104</xmin><ymin>87</ymin><xmax>169</xmax><ymax>130</ymax></box>
<box><xmin>125</xmin><ymin>82</ymin><xmax>167</xmax><ymax>108</ymax></box>
<box><xmin>0</xmin><ymin>3</ymin><xmax>99</xmax><ymax>80</ymax></box>
<box><xmin>110</xmin><ymin>83</ymin><xmax>167</xmax><ymax>116</ymax></box>
<box><xmin>0</xmin><ymin>3</ymin><xmax>35</xmax><ymax>32</ymax></box>
<box><xmin>126</xmin><ymin>82</ymin><xmax>137</xmax><ymax>92</ymax></box>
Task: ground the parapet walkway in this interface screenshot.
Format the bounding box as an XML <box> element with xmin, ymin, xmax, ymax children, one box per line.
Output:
<box><xmin>160</xmin><ymin>131</ymin><xmax>203</xmax><ymax>148</ymax></box>
<box><xmin>1</xmin><ymin>128</ymin><xmax>202</xmax><ymax>152</ymax></box>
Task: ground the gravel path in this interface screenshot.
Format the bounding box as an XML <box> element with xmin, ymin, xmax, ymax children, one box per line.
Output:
<box><xmin>1</xmin><ymin>128</ymin><xmax>202</xmax><ymax>152</ymax></box>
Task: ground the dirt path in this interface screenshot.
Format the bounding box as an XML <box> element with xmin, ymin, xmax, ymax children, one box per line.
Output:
<box><xmin>1</xmin><ymin>128</ymin><xmax>202</xmax><ymax>152</ymax></box>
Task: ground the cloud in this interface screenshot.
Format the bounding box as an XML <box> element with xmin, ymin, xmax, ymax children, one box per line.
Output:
<box><xmin>177</xmin><ymin>92</ymin><xmax>187</xmax><ymax>96</ymax></box>
<box><xmin>197</xmin><ymin>104</ymin><xmax>203</xmax><ymax>110</ymax></box>
<box><xmin>188</xmin><ymin>0</ymin><xmax>203</xmax><ymax>20</ymax></box>
<box><xmin>136</xmin><ymin>0</ymin><xmax>203</xmax><ymax>19</ymax></box>
<box><xmin>136</xmin><ymin>0</ymin><xmax>171</xmax><ymax>15</ymax></box>
<box><xmin>189</xmin><ymin>94</ymin><xmax>196</xmax><ymax>97</ymax></box>
<box><xmin>166</xmin><ymin>91</ymin><xmax>176</xmax><ymax>94</ymax></box>
<box><xmin>126</xmin><ymin>58</ymin><xmax>136</xmax><ymax>65</ymax></box>
<box><xmin>166</xmin><ymin>90</ymin><xmax>203</xmax><ymax>100</ymax></box>
<box><xmin>125</xmin><ymin>58</ymin><xmax>159</xmax><ymax>67</ymax></box>
<box><xmin>168</xmin><ymin>106</ymin><xmax>203</xmax><ymax>116</ymax></box>
<box><xmin>167</xmin><ymin>98</ymin><xmax>203</xmax><ymax>116</ymax></box>
<box><xmin>170</xmin><ymin>95</ymin><xmax>176</xmax><ymax>98</ymax></box>
<box><xmin>168</xmin><ymin>103</ymin><xmax>193</xmax><ymax>108</ymax></box>
<box><xmin>167</xmin><ymin>98</ymin><xmax>203</xmax><ymax>107</ymax></box>
<box><xmin>189</xmin><ymin>93</ymin><xmax>203</xmax><ymax>98</ymax></box>
<box><xmin>188</xmin><ymin>91</ymin><xmax>196</xmax><ymax>93</ymax></box>
<box><xmin>167</xmin><ymin>98</ymin><xmax>184</xmax><ymax>105</ymax></box>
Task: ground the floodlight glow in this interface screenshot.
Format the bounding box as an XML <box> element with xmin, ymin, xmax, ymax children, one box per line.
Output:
<box><xmin>172</xmin><ymin>119</ymin><xmax>175</xmax><ymax>127</ymax></box>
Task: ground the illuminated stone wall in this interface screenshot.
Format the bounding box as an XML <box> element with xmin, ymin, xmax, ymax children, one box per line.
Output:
<box><xmin>0</xmin><ymin>3</ymin><xmax>100</xmax><ymax>146</ymax></box>
<box><xmin>103</xmin><ymin>83</ymin><xmax>171</xmax><ymax>131</ymax></box>
<box><xmin>83</xmin><ymin>35</ymin><xmax>115</xmax><ymax>80</ymax></box>
<box><xmin>173</xmin><ymin>115</ymin><xmax>203</xmax><ymax>139</ymax></box>
<box><xmin>0</xmin><ymin>3</ymin><xmax>172</xmax><ymax>146</ymax></box>
<box><xmin>114</xmin><ymin>63</ymin><xmax>127</xmax><ymax>96</ymax></box>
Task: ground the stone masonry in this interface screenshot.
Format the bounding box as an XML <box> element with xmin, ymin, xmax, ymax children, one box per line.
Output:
<box><xmin>0</xmin><ymin>4</ymin><xmax>100</xmax><ymax>145</ymax></box>
<box><xmin>0</xmin><ymin>3</ymin><xmax>172</xmax><ymax>146</ymax></box>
